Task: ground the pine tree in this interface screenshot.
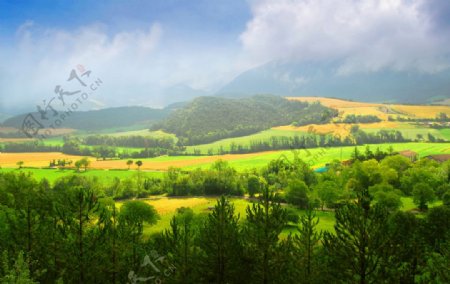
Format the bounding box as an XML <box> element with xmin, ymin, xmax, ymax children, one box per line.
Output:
<box><xmin>161</xmin><ymin>207</ymin><xmax>200</xmax><ymax>284</ymax></box>
<box><xmin>198</xmin><ymin>196</ymin><xmax>243</xmax><ymax>283</ymax></box>
<box><xmin>294</xmin><ymin>207</ymin><xmax>322</xmax><ymax>282</ymax></box>
<box><xmin>323</xmin><ymin>183</ymin><xmax>389</xmax><ymax>283</ymax></box>
<box><xmin>243</xmin><ymin>187</ymin><xmax>287</xmax><ymax>284</ymax></box>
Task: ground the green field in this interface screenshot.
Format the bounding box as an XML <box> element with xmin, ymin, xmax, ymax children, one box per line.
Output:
<box><xmin>105</xmin><ymin>129</ymin><xmax>176</xmax><ymax>139</ymax></box>
<box><xmin>0</xmin><ymin>168</ymin><xmax>165</xmax><ymax>184</ymax></box>
<box><xmin>365</xmin><ymin>126</ymin><xmax>446</xmax><ymax>140</ymax></box>
<box><xmin>130</xmin><ymin>197</ymin><xmax>336</xmax><ymax>237</ymax></box>
<box><xmin>131</xmin><ymin>196</ymin><xmax>442</xmax><ymax>238</ymax></box>
<box><xmin>439</xmin><ymin>128</ymin><xmax>450</xmax><ymax>140</ymax></box>
<box><xmin>2</xmin><ymin>142</ymin><xmax>448</xmax><ymax>176</ymax></box>
<box><xmin>185</xmin><ymin>128</ymin><xmax>310</xmax><ymax>154</ymax></box>
<box><xmin>184</xmin><ymin>142</ymin><xmax>450</xmax><ymax>171</ymax></box>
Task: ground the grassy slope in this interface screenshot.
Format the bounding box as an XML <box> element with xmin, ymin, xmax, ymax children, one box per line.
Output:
<box><xmin>184</xmin><ymin>122</ymin><xmax>448</xmax><ymax>155</ymax></box>
<box><xmin>185</xmin><ymin>128</ymin><xmax>309</xmax><ymax>154</ymax></box>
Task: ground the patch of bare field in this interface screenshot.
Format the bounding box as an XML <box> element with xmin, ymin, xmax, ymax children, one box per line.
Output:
<box><xmin>0</xmin><ymin>127</ymin><xmax>20</xmax><ymax>133</ymax></box>
<box><xmin>0</xmin><ymin>152</ymin><xmax>90</xmax><ymax>167</ymax></box>
<box><xmin>286</xmin><ymin>97</ymin><xmax>382</xmax><ymax>108</ymax></box>
<box><xmin>390</xmin><ymin>105</ymin><xmax>450</xmax><ymax>119</ymax></box>
<box><xmin>144</xmin><ymin>197</ymin><xmax>211</xmax><ymax>215</ymax></box>
<box><xmin>0</xmin><ymin>138</ymin><xmax>34</xmax><ymax>143</ymax></box>
<box><xmin>286</xmin><ymin>97</ymin><xmax>450</xmax><ymax>121</ymax></box>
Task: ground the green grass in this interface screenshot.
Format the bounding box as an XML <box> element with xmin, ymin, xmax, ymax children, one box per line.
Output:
<box><xmin>76</xmin><ymin>124</ymin><xmax>154</xmax><ymax>135</ymax></box>
<box><xmin>439</xmin><ymin>128</ymin><xmax>450</xmax><ymax>140</ymax></box>
<box><xmin>185</xmin><ymin>129</ymin><xmax>310</xmax><ymax>154</ymax></box>
<box><xmin>105</xmin><ymin>129</ymin><xmax>176</xmax><ymax>139</ymax></box>
<box><xmin>41</xmin><ymin>137</ymin><xmax>65</xmax><ymax>146</ymax></box>
<box><xmin>139</xmin><ymin>197</ymin><xmax>335</xmax><ymax>237</ymax></box>
<box><xmin>138</xmin><ymin>197</ymin><xmax>442</xmax><ymax>238</ymax></box>
<box><xmin>365</xmin><ymin>126</ymin><xmax>446</xmax><ymax>140</ymax></box>
<box><xmin>400</xmin><ymin>197</ymin><xmax>442</xmax><ymax>211</ymax></box>
<box><xmin>183</xmin><ymin>142</ymin><xmax>450</xmax><ymax>171</ymax></box>
<box><xmin>142</xmin><ymin>198</ymin><xmax>251</xmax><ymax>236</ymax></box>
<box><xmin>138</xmin><ymin>196</ymin><xmax>436</xmax><ymax>238</ymax></box>
<box><xmin>0</xmin><ymin>168</ymin><xmax>165</xmax><ymax>184</ymax></box>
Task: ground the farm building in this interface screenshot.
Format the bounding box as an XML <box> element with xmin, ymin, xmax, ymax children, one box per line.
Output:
<box><xmin>425</xmin><ymin>154</ymin><xmax>450</xmax><ymax>163</ymax></box>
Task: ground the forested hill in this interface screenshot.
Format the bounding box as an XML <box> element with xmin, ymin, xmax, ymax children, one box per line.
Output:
<box><xmin>152</xmin><ymin>95</ymin><xmax>338</xmax><ymax>145</ymax></box>
<box><xmin>2</xmin><ymin>106</ymin><xmax>169</xmax><ymax>131</ymax></box>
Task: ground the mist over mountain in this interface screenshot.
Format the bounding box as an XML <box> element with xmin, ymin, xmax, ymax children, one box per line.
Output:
<box><xmin>218</xmin><ymin>61</ymin><xmax>450</xmax><ymax>104</ymax></box>
<box><xmin>0</xmin><ymin>113</ymin><xmax>11</xmax><ymax>123</ymax></box>
<box><xmin>2</xmin><ymin>106</ymin><xmax>169</xmax><ymax>131</ymax></box>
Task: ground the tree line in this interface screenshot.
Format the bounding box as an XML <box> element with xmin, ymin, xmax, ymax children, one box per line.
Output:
<box><xmin>185</xmin><ymin>128</ymin><xmax>417</xmax><ymax>156</ymax></box>
<box><xmin>82</xmin><ymin>135</ymin><xmax>176</xmax><ymax>149</ymax></box>
<box><xmin>388</xmin><ymin>112</ymin><xmax>450</xmax><ymax>122</ymax></box>
<box><xmin>339</xmin><ymin>114</ymin><xmax>381</xmax><ymax>123</ymax></box>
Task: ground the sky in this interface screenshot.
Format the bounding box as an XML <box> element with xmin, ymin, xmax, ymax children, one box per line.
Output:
<box><xmin>0</xmin><ymin>0</ymin><xmax>449</xmax><ymax>112</ymax></box>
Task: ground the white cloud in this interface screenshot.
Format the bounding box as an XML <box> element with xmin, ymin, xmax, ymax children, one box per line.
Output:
<box><xmin>0</xmin><ymin>21</ymin><xmax>239</xmax><ymax>110</ymax></box>
<box><xmin>240</xmin><ymin>0</ymin><xmax>450</xmax><ymax>74</ymax></box>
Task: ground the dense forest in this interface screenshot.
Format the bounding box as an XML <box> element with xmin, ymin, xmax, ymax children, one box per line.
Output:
<box><xmin>151</xmin><ymin>95</ymin><xmax>338</xmax><ymax>145</ymax></box>
<box><xmin>0</xmin><ymin>153</ymin><xmax>449</xmax><ymax>283</ymax></box>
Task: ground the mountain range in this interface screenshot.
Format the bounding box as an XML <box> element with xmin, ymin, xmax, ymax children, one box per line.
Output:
<box><xmin>217</xmin><ymin>60</ymin><xmax>450</xmax><ymax>104</ymax></box>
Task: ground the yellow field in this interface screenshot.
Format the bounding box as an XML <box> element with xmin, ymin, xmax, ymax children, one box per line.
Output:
<box><xmin>0</xmin><ymin>127</ymin><xmax>20</xmax><ymax>133</ymax></box>
<box><xmin>142</xmin><ymin>197</ymin><xmax>211</xmax><ymax>215</ymax></box>
<box><xmin>286</xmin><ymin>97</ymin><xmax>450</xmax><ymax>120</ymax></box>
<box><xmin>0</xmin><ymin>151</ymin><xmax>277</xmax><ymax>170</ymax></box>
<box><xmin>286</xmin><ymin>97</ymin><xmax>381</xmax><ymax>108</ymax></box>
<box><xmin>274</xmin><ymin>121</ymin><xmax>403</xmax><ymax>136</ymax></box>
<box><xmin>0</xmin><ymin>152</ymin><xmax>90</xmax><ymax>167</ymax></box>
<box><xmin>0</xmin><ymin>127</ymin><xmax>75</xmax><ymax>136</ymax></box>
<box><xmin>390</xmin><ymin>105</ymin><xmax>450</xmax><ymax>119</ymax></box>
<box><xmin>90</xmin><ymin>152</ymin><xmax>276</xmax><ymax>170</ymax></box>
<box><xmin>0</xmin><ymin>138</ymin><xmax>33</xmax><ymax>143</ymax></box>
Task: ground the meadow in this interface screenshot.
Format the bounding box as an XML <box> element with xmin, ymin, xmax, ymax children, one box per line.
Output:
<box><xmin>117</xmin><ymin>196</ymin><xmax>442</xmax><ymax>238</ymax></box>
<box><xmin>185</xmin><ymin>128</ymin><xmax>310</xmax><ymax>154</ymax></box>
<box><xmin>1</xmin><ymin>142</ymin><xmax>449</xmax><ymax>173</ymax></box>
<box><xmin>185</xmin><ymin>121</ymin><xmax>447</xmax><ymax>155</ymax></box>
<box><xmin>0</xmin><ymin>167</ymin><xmax>165</xmax><ymax>184</ymax></box>
<box><xmin>183</xmin><ymin>142</ymin><xmax>450</xmax><ymax>171</ymax></box>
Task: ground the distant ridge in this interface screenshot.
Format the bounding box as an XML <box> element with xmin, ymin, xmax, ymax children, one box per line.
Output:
<box><xmin>218</xmin><ymin>60</ymin><xmax>450</xmax><ymax>104</ymax></box>
<box><xmin>2</xmin><ymin>106</ymin><xmax>170</xmax><ymax>131</ymax></box>
<box><xmin>152</xmin><ymin>94</ymin><xmax>337</xmax><ymax>145</ymax></box>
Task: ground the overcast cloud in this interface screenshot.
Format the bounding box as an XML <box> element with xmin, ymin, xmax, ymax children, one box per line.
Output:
<box><xmin>240</xmin><ymin>0</ymin><xmax>450</xmax><ymax>74</ymax></box>
<box><xmin>0</xmin><ymin>0</ymin><xmax>449</xmax><ymax>111</ymax></box>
